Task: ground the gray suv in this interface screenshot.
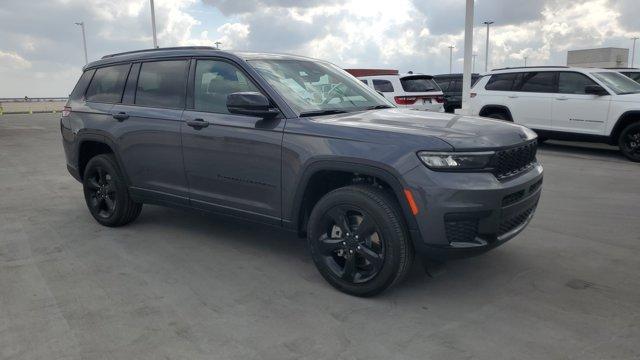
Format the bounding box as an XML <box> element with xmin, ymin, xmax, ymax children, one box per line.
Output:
<box><xmin>61</xmin><ymin>46</ymin><xmax>543</xmax><ymax>296</ymax></box>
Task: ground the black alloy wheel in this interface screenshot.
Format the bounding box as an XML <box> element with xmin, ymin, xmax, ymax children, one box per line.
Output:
<box><xmin>317</xmin><ymin>205</ymin><xmax>384</xmax><ymax>284</ymax></box>
<box><xmin>307</xmin><ymin>185</ymin><xmax>413</xmax><ymax>297</ymax></box>
<box><xmin>619</xmin><ymin>122</ymin><xmax>640</xmax><ymax>162</ymax></box>
<box><xmin>85</xmin><ymin>165</ymin><xmax>117</xmax><ymax>219</ymax></box>
<box><xmin>82</xmin><ymin>154</ymin><xmax>142</xmax><ymax>227</ymax></box>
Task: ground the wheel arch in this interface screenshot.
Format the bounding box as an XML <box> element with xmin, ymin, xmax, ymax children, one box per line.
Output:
<box><xmin>288</xmin><ymin>160</ymin><xmax>420</xmax><ymax>239</ymax></box>
<box><xmin>479</xmin><ymin>105</ymin><xmax>513</xmax><ymax>121</ymax></box>
<box><xmin>610</xmin><ymin>111</ymin><xmax>640</xmax><ymax>143</ymax></box>
<box><xmin>76</xmin><ymin>131</ymin><xmax>131</xmax><ymax>184</ymax></box>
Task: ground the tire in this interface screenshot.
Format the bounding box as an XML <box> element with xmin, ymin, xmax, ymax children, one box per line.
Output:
<box><xmin>618</xmin><ymin>122</ymin><xmax>640</xmax><ymax>162</ymax></box>
<box><xmin>82</xmin><ymin>154</ymin><xmax>142</xmax><ymax>227</ymax></box>
<box><xmin>485</xmin><ymin>112</ymin><xmax>508</xmax><ymax>121</ymax></box>
<box><xmin>307</xmin><ymin>185</ymin><xmax>413</xmax><ymax>297</ymax></box>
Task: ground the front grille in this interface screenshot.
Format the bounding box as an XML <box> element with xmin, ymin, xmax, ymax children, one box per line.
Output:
<box><xmin>445</xmin><ymin>219</ymin><xmax>479</xmax><ymax>244</ymax></box>
<box><xmin>498</xmin><ymin>205</ymin><xmax>536</xmax><ymax>236</ymax></box>
<box><xmin>492</xmin><ymin>141</ymin><xmax>537</xmax><ymax>180</ymax></box>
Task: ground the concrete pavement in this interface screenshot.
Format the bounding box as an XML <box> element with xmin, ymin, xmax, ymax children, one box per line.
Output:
<box><xmin>1</xmin><ymin>113</ymin><xmax>639</xmax><ymax>359</ymax></box>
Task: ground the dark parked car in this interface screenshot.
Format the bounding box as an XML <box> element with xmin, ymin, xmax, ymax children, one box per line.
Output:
<box><xmin>433</xmin><ymin>73</ymin><xmax>481</xmax><ymax>113</ymax></box>
<box><xmin>61</xmin><ymin>47</ymin><xmax>543</xmax><ymax>296</ymax></box>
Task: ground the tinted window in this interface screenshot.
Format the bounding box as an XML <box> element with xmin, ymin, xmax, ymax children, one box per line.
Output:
<box><xmin>194</xmin><ymin>60</ymin><xmax>261</xmax><ymax>114</ymax></box>
<box><xmin>372</xmin><ymin>79</ymin><xmax>394</xmax><ymax>92</ymax></box>
<box><xmin>558</xmin><ymin>72</ymin><xmax>598</xmax><ymax>94</ymax></box>
<box><xmin>449</xmin><ymin>79</ymin><xmax>462</xmax><ymax>92</ymax></box>
<box><xmin>435</xmin><ymin>79</ymin><xmax>450</xmax><ymax>91</ymax></box>
<box><xmin>400</xmin><ymin>77</ymin><xmax>439</xmax><ymax>92</ymax></box>
<box><xmin>69</xmin><ymin>69</ymin><xmax>95</xmax><ymax>100</ymax></box>
<box><xmin>515</xmin><ymin>72</ymin><xmax>557</xmax><ymax>93</ymax></box>
<box><xmin>485</xmin><ymin>73</ymin><xmax>519</xmax><ymax>91</ymax></box>
<box><xmin>135</xmin><ymin>60</ymin><xmax>187</xmax><ymax>108</ymax></box>
<box><xmin>85</xmin><ymin>65</ymin><xmax>130</xmax><ymax>103</ymax></box>
<box><xmin>626</xmin><ymin>72</ymin><xmax>640</xmax><ymax>83</ymax></box>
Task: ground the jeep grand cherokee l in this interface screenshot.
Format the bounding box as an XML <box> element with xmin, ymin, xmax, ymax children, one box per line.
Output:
<box><xmin>469</xmin><ymin>66</ymin><xmax>640</xmax><ymax>161</ymax></box>
<box><xmin>61</xmin><ymin>47</ymin><xmax>543</xmax><ymax>296</ymax></box>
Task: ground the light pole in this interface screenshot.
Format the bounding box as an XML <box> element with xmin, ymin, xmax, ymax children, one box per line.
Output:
<box><xmin>74</xmin><ymin>22</ymin><xmax>88</xmax><ymax>65</ymax></box>
<box><xmin>214</xmin><ymin>41</ymin><xmax>222</xmax><ymax>49</ymax></box>
<box><xmin>483</xmin><ymin>20</ymin><xmax>494</xmax><ymax>72</ymax></box>
<box><xmin>472</xmin><ymin>53</ymin><xmax>477</xmax><ymax>73</ymax></box>
<box><xmin>459</xmin><ymin>0</ymin><xmax>474</xmax><ymax>115</ymax></box>
<box><xmin>632</xmin><ymin>37</ymin><xmax>639</xmax><ymax>67</ymax></box>
<box><xmin>524</xmin><ymin>56</ymin><xmax>528</xmax><ymax>67</ymax></box>
<box><xmin>448</xmin><ymin>45</ymin><xmax>455</xmax><ymax>74</ymax></box>
<box><xmin>150</xmin><ymin>0</ymin><xmax>158</xmax><ymax>48</ymax></box>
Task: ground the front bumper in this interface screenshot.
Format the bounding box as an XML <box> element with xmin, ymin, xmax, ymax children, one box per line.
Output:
<box><xmin>403</xmin><ymin>162</ymin><xmax>543</xmax><ymax>261</ymax></box>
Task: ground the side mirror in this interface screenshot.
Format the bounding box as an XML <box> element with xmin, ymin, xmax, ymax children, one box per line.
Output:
<box><xmin>584</xmin><ymin>85</ymin><xmax>608</xmax><ymax>96</ymax></box>
<box><xmin>227</xmin><ymin>92</ymin><xmax>279</xmax><ymax>118</ymax></box>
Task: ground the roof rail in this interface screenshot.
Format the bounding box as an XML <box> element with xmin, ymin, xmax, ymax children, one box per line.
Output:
<box><xmin>491</xmin><ymin>66</ymin><xmax>569</xmax><ymax>71</ymax></box>
<box><xmin>102</xmin><ymin>46</ymin><xmax>218</xmax><ymax>59</ymax></box>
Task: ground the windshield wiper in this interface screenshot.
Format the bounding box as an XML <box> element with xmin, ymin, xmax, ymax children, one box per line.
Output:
<box><xmin>299</xmin><ymin>109</ymin><xmax>349</xmax><ymax>117</ymax></box>
<box><xmin>364</xmin><ymin>105</ymin><xmax>394</xmax><ymax>110</ymax></box>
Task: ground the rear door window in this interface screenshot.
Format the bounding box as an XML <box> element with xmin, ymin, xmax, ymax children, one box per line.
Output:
<box><xmin>558</xmin><ymin>72</ymin><xmax>598</xmax><ymax>94</ymax></box>
<box><xmin>372</xmin><ymin>79</ymin><xmax>394</xmax><ymax>92</ymax></box>
<box><xmin>400</xmin><ymin>77</ymin><xmax>439</xmax><ymax>92</ymax></box>
<box><xmin>85</xmin><ymin>64</ymin><xmax>130</xmax><ymax>103</ymax></box>
<box><xmin>485</xmin><ymin>73</ymin><xmax>520</xmax><ymax>91</ymax></box>
<box><xmin>515</xmin><ymin>72</ymin><xmax>557</xmax><ymax>93</ymax></box>
<box><xmin>135</xmin><ymin>60</ymin><xmax>188</xmax><ymax>109</ymax></box>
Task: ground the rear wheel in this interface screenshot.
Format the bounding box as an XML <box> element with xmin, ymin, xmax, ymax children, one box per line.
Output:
<box><xmin>83</xmin><ymin>154</ymin><xmax>142</xmax><ymax>226</ymax></box>
<box><xmin>485</xmin><ymin>112</ymin><xmax>508</xmax><ymax>121</ymax></box>
<box><xmin>618</xmin><ymin>122</ymin><xmax>640</xmax><ymax>162</ymax></box>
<box><xmin>307</xmin><ymin>185</ymin><xmax>413</xmax><ymax>297</ymax></box>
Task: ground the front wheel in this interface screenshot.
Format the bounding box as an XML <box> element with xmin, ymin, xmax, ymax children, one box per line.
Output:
<box><xmin>618</xmin><ymin>122</ymin><xmax>640</xmax><ymax>162</ymax></box>
<box><xmin>307</xmin><ymin>185</ymin><xmax>413</xmax><ymax>297</ymax></box>
<box><xmin>83</xmin><ymin>154</ymin><xmax>142</xmax><ymax>227</ymax></box>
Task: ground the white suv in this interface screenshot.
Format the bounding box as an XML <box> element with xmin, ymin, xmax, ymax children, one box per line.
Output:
<box><xmin>469</xmin><ymin>66</ymin><xmax>640</xmax><ymax>161</ymax></box>
<box><xmin>355</xmin><ymin>73</ymin><xmax>445</xmax><ymax>112</ymax></box>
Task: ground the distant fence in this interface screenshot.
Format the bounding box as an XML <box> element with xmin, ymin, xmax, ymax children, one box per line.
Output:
<box><xmin>0</xmin><ymin>97</ymin><xmax>68</xmax><ymax>115</ymax></box>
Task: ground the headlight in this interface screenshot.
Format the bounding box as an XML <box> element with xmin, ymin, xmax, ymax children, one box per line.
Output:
<box><xmin>417</xmin><ymin>151</ymin><xmax>495</xmax><ymax>170</ymax></box>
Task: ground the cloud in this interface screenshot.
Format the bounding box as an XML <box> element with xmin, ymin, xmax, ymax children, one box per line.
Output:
<box><xmin>0</xmin><ymin>51</ymin><xmax>32</xmax><ymax>70</ymax></box>
<box><xmin>1</xmin><ymin>0</ymin><xmax>639</xmax><ymax>97</ymax></box>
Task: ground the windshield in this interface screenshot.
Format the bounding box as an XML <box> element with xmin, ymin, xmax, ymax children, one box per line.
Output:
<box><xmin>400</xmin><ymin>76</ymin><xmax>439</xmax><ymax>92</ymax></box>
<box><xmin>248</xmin><ymin>59</ymin><xmax>393</xmax><ymax>115</ymax></box>
<box><xmin>591</xmin><ymin>72</ymin><xmax>640</xmax><ymax>95</ymax></box>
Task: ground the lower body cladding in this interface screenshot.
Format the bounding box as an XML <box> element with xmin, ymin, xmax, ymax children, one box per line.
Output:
<box><xmin>403</xmin><ymin>163</ymin><xmax>543</xmax><ymax>262</ymax></box>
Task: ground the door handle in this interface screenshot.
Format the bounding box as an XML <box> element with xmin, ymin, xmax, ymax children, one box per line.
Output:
<box><xmin>508</xmin><ymin>95</ymin><xmax>519</xmax><ymax>99</ymax></box>
<box><xmin>186</xmin><ymin>118</ymin><xmax>210</xmax><ymax>129</ymax></box>
<box><xmin>112</xmin><ymin>112</ymin><xmax>129</xmax><ymax>121</ymax></box>
<box><xmin>556</xmin><ymin>97</ymin><xmax>569</xmax><ymax>100</ymax></box>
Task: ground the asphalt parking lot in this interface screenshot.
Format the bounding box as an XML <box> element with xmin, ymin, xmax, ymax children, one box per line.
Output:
<box><xmin>1</xmin><ymin>113</ymin><xmax>639</xmax><ymax>360</ymax></box>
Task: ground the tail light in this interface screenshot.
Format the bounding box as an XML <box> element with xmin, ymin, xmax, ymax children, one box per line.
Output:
<box><xmin>470</xmin><ymin>92</ymin><xmax>477</xmax><ymax>98</ymax></box>
<box><xmin>395</xmin><ymin>95</ymin><xmax>445</xmax><ymax>105</ymax></box>
<box><xmin>62</xmin><ymin>106</ymin><xmax>72</xmax><ymax>117</ymax></box>
<box><xmin>394</xmin><ymin>96</ymin><xmax>417</xmax><ymax>105</ymax></box>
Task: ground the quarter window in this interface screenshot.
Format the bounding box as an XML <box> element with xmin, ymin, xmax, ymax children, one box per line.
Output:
<box><xmin>194</xmin><ymin>60</ymin><xmax>261</xmax><ymax>114</ymax></box>
<box><xmin>485</xmin><ymin>73</ymin><xmax>519</xmax><ymax>91</ymax></box>
<box><xmin>558</xmin><ymin>72</ymin><xmax>598</xmax><ymax>94</ymax></box>
<box><xmin>70</xmin><ymin>69</ymin><xmax>95</xmax><ymax>101</ymax></box>
<box><xmin>85</xmin><ymin>65</ymin><xmax>130</xmax><ymax>103</ymax></box>
<box><xmin>135</xmin><ymin>60</ymin><xmax>188</xmax><ymax>108</ymax></box>
<box><xmin>435</xmin><ymin>79</ymin><xmax>450</xmax><ymax>91</ymax></box>
<box><xmin>372</xmin><ymin>79</ymin><xmax>394</xmax><ymax>92</ymax></box>
<box><xmin>515</xmin><ymin>72</ymin><xmax>557</xmax><ymax>93</ymax></box>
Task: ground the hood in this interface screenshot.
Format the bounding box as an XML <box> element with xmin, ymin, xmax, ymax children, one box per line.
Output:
<box><xmin>312</xmin><ymin>108</ymin><xmax>537</xmax><ymax>150</ymax></box>
<box><xmin>615</xmin><ymin>93</ymin><xmax>640</xmax><ymax>102</ymax></box>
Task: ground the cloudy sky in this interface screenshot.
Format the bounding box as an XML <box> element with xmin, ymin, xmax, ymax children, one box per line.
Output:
<box><xmin>0</xmin><ymin>0</ymin><xmax>638</xmax><ymax>97</ymax></box>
